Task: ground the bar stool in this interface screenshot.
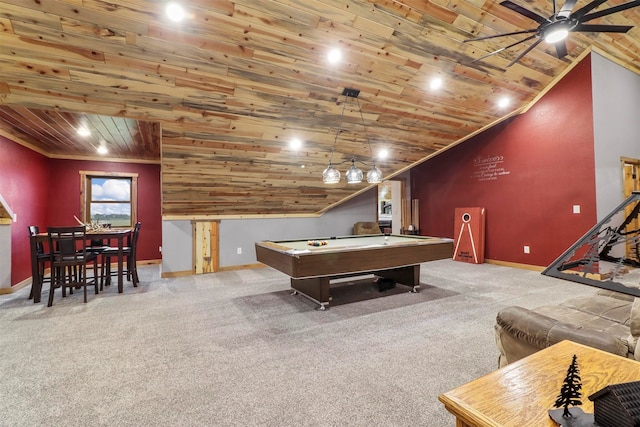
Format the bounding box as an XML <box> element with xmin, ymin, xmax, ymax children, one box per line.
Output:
<box><xmin>47</xmin><ymin>226</ymin><xmax>99</xmax><ymax>306</ymax></box>
<box><xmin>28</xmin><ymin>225</ymin><xmax>50</xmax><ymax>301</ymax></box>
<box><xmin>102</xmin><ymin>222</ymin><xmax>141</xmax><ymax>288</ymax></box>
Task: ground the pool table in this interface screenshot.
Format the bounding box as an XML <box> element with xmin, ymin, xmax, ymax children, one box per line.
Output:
<box><xmin>255</xmin><ymin>234</ymin><xmax>453</xmax><ymax>309</ymax></box>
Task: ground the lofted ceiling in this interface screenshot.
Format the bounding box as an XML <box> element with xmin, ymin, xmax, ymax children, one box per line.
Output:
<box><xmin>0</xmin><ymin>0</ymin><xmax>638</xmax><ymax>218</ymax></box>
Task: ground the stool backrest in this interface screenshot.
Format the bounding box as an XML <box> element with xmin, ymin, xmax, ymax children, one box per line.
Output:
<box><xmin>47</xmin><ymin>226</ymin><xmax>88</xmax><ymax>263</ymax></box>
<box><xmin>28</xmin><ymin>225</ymin><xmax>44</xmax><ymax>254</ymax></box>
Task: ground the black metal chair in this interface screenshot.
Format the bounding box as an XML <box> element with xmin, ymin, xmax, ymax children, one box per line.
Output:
<box><xmin>28</xmin><ymin>225</ymin><xmax>50</xmax><ymax>300</ymax></box>
<box><xmin>47</xmin><ymin>226</ymin><xmax>99</xmax><ymax>306</ymax></box>
<box><xmin>102</xmin><ymin>222</ymin><xmax>141</xmax><ymax>289</ymax></box>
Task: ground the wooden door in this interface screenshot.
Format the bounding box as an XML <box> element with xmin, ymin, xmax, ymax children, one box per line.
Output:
<box><xmin>192</xmin><ymin>221</ymin><xmax>219</xmax><ymax>274</ymax></box>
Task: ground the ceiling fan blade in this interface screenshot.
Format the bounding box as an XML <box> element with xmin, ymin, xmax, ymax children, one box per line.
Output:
<box><xmin>555</xmin><ymin>40</ymin><xmax>568</xmax><ymax>58</ymax></box>
<box><xmin>464</xmin><ymin>28</ymin><xmax>537</xmax><ymax>42</ymax></box>
<box><xmin>558</xmin><ymin>0</ymin><xmax>579</xmax><ymax>17</ymax></box>
<box><xmin>572</xmin><ymin>0</ymin><xmax>608</xmax><ymax>19</ymax></box>
<box><xmin>499</xmin><ymin>1</ymin><xmax>549</xmax><ymax>24</ymax></box>
<box><xmin>573</xmin><ymin>23</ymin><xmax>633</xmax><ymax>33</ymax></box>
<box><xmin>506</xmin><ymin>39</ymin><xmax>543</xmax><ymax>67</ymax></box>
<box><xmin>581</xmin><ymin>0</ymin><xmax>640</xmax><ymax>22</ymax></box>
<box><xmin>471</xmin><ymin>35</ymin><xmax>537</xmax><ymax>63</ymax></box>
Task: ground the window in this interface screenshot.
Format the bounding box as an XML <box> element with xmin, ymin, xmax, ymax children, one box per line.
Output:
<box><xmin>80</xmin><ymin>171</ymin><xmax>138</xmax><ymax>228</ymax></box>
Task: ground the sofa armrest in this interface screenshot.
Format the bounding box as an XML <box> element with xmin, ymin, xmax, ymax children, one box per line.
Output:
<box><xmin>496</xmin><ymin>306</ymin><xmax>630</xmax><ymax>358</ymax></box>
<box><xmin>496</xmin><ymin>306</ymin><xmax>557</xmax><ymax>350</ymax></box>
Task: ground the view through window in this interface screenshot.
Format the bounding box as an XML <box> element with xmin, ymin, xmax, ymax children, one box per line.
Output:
<box><xmin>80</xmin><ymin>171</ymin><xmax>138</xmax><ymax>227</ymax></box>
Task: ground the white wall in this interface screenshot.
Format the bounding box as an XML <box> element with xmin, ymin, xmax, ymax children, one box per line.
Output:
<box><xmin>161</xmin><ymin>220</ymin><xmax>193</xmax><ymax>274</ymax></box>
<box><xmin>0</xmin><ymin>224</ymin><xmax>10</xmax><ymax>288</ymax></box>
<box><xmin>161</xmin><ymin>188</ymin><xmax>377</xmax><ymax>273</ymax></box>
<box><xmin>391</xmin><ymin>180</ymin><xmax>402</xmax><ymax>234</ymax></box>
<box><xmin>591</xmin><ymin>52</ymin><xmax>640</xmax><ymax>220</ymax></box>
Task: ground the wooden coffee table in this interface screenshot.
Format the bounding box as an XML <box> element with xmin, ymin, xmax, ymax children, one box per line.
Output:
<box><xmin>438</xmin><ymin>340</ymin><xmax>640</xmax><ymax>427</ymax></box>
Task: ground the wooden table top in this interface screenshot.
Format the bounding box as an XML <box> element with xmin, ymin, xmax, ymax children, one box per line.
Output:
<box><xmin>438</xmin><ymin>340</ymin><xmax>640</xmax><ymax>427</ymax></box>
<box><xmin>33</xmin><ymin>228</ymin><xmax>130</xmax><ymax>241</ymax></box>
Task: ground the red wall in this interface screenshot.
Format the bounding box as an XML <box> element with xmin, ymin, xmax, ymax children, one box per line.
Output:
<box><xmin>412</xmin><ymin>56</ymin><xmax>597</xmax><ymax>267</ymax></box>
<box><xmin>0</xmin><ymin>137</ymin><xmax>50</xmax><ymax>285</ymax></box>
<box><xmin>0</xmin><ymin>135</ymin><xmax>162</xmax><ymax>286</ymax></box>
<box><xmin>47</xmin><ymin>159</ymin><xmax>162</xmax><ymax>266</ymax></box>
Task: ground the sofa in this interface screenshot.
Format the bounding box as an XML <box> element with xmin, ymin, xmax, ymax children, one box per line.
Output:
<box><xmin>353</xmin><ymin>222</ymin><xmax>382</xmax><ymax>235</ymax></box>
<box><xmin>495</xmin><ymin>289</ymin><xmax>639</xmax><ymax>367</ymax></box>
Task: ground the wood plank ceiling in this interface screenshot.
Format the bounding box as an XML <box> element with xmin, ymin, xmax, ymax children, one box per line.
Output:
<box><xmin>1</xmin><ymin>0</ymin><xmax>638</xmax><ymax>218</ymax></box>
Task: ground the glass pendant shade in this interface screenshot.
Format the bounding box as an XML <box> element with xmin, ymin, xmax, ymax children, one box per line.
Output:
<box><xmin>322</xmin><ymin>88</ymin><xmax>384</xmax><ymax>185</ymax></box>
<box><xmin>345</xmin><ymin>159</ymin><xmax>363</xmax><ymax>184</ymax></box>
<box><xmin>322</xmin><ymin>164</ymin><xmax>341</xmax><ymax>184</ymax></box>
<box><xmin>366</xmin><ymin>165</ymin><xmax>383</xmax><ymax>184</ymax></box>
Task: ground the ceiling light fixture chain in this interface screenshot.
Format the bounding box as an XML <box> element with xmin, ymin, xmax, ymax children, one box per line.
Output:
<box><xmin>330</xmin><ymin>97</ymin><xmax>349</xmax><ymax>164</ymax></box>
<box><xmin>322</xmin><ymin>88</ymin><xmax>383</xmax><ymax>185</ymax></box>
<box><xmin>355</xmin><ymin>96</ymin><xmax>383</xmax><ymax>184</ymax></box>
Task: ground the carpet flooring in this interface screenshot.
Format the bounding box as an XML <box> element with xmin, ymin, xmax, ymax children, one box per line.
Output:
<box><xmin>0</xmin><ymin>260</ymin><xmax>597</xmax><ymax>426</ymax></box>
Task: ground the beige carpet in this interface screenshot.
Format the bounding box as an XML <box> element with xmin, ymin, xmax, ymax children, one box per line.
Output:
<box><xmin>0</xmin><ymin>260</ymin><xmax>596</xmax><ymax>426</ymax></box>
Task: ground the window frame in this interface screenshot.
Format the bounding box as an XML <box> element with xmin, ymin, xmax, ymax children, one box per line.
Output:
<box><xmin>79</xmin><ymin>171</ymin><xmax>138</xmax><ymax>228</ymax></box>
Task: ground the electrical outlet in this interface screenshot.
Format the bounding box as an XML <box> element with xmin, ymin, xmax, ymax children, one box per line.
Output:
<box><xmin>159</xmin><ymin>246</ymin><xmax>162</xmax><ymax>253</ymax></box>
<box><xmin>524</xmin><ymin>245</ymin><xmax>530</xmax><ymax>254</ymax></box>
<box><xmin>237</xmin><ymin>247</ymin><xmax>242</xmax><ymax>255</ymax></box>
<box><xmin>573</xmin><ymin>205</ymin><xmax>581</xmax><ymax>214</ymax></box>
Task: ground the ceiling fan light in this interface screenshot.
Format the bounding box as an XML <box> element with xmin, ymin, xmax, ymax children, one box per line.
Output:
<box><xmin>544</xmin><ymin>28</ymin><xmax>569</xmax><ymax>43</ymax></box>
<box><xmin>366</xmin><ymin>165</ymin><xmax>383</xmax><ymax>184</ymax></box>
<box><xmin>322</xmin><ymin>164</ymin><xmax>341</xmax><ymax>184</ymax></box>
<box><xmin>345</xmin><ymin>159</ymin><xmax>363</xmax><ymax>184</ymax></box>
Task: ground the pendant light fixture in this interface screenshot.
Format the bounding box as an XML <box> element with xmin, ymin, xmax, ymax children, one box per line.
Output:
<box><xmin>322</xmin><ymin>88</ymin><xmax>383</xmax><ymax>185</ymax></box>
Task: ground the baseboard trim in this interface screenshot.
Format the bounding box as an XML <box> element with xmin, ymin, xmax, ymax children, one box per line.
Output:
<box><xmin>218</xmin><ymin>263</ymin><xmax>265</xmax><ymax>272</ymax></box>
<box><xmin>161</xmin><ymin>270</ymin><xmax>194</xmax><ymax>278</ymax></box>
<box><xmin>485</xmin><ymin>259</ymin><xmax>544</xmax><ymax>272</ymax></box>
<box><xmin>0</xmin><ymin>277</ymin><xmax>30</xmax><ymax>294</ymax></box>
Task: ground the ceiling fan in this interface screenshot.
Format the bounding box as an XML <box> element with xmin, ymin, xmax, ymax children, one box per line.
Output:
<box><xmin>465</xmin><ymin>0</ymin><xmax>640</xmax><ymax>67</ymax></box>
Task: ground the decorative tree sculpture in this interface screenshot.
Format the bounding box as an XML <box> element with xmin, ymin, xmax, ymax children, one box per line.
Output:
<box><xmin>554</xmin><ymin>354</ymin><xmax>582</xmax><ymax>417</ymax></box>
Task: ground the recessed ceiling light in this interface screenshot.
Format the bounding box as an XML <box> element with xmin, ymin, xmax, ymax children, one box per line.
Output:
<box><xmin>497</xmin><ymin>96</ymin><xmax>510</xmax><ymax>109</ymax></box>
<box><xmin>429</xmin><ymin>77</ymin><xmax>443</xmax><ymax>91</ymax></box>
<box><xmin>97</xmin><ymin>145</ymin><xmax>108</xmax><ymax>155</ymax></box>
<box><xmin>77</xmin><ymin>126</ymin><xmax>91</xmax><ymax>137</ymax></box>
<box><xmin>289</xmin><ymin>138</ymin><xmax>302</xmax><ymax>150</ymax></box>
<box><xmin>327</xmin><ymin>48</ymin><xmax>342</xmax><ymax>64</ymax></box>
<box><xmin>166</xmin><ymin>2</ymin><xmax>185</xmax><ymax>22</ymax></box>
<box><xmin>377</xmin><ymin>148</ymin><xmax>389</xmax><ymax>160</ymax></box>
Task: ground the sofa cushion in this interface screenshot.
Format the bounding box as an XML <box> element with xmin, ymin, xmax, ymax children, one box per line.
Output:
<box><xmin>631</xmin><ymin>297</ymin><xmax>640</xmax><ymax>337</ymax></box>
<box><xmin>596</xmin><ymin>289</ymin><xmax>635</xmax><ymax>302</ymax></box>
<box><xmin>552</xmin><ymin>293</ymin><xmax>631</xmax><ymax>325</ymax></box>
<box><xmin>535</xmin><ymin>293</ymin><xmax>631</xmax><ymax>350</ymax></box>
<box><xmin>630</xmin><ymin>297</ymin><xmax>640</xmax><ymax>360</ymax></box>
<box><xmin>495</xmin><ymin>290</ymin><xmax>635</xmax><ymax>366</ymax></box>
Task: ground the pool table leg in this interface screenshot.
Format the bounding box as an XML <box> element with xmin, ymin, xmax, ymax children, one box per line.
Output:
<box><xmin>290</xmin><ymin>277</ymin><xmax>331</xmax><ymax>310</ymax></box>
<box><xmin>376</xmin><ymin>265</ymin><xmax>421</xmax><ymax>292</ymax></box>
